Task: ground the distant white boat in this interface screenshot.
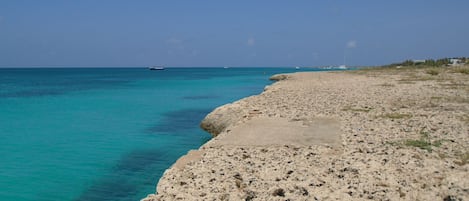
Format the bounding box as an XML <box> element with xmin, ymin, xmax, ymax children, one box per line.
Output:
<box><xmin>295</xmin><ymin>66</ymin><xmax>300</xmax><ymax>69</ymax></box>
<box><xmin>337</xmin><ymin>65</ymin><xmax>347</xmax><ymax>70</ymax></box>
<box><xmin>149</xmin><ymin>66</ymin><xmax>164</xmax><ymax>70</ymax></box>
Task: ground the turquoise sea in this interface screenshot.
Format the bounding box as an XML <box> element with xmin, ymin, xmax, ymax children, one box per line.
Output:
<box><xmin>0</xmin><ymin>67</ymin><xmax>326</xmax><ymax>201</ymax></box>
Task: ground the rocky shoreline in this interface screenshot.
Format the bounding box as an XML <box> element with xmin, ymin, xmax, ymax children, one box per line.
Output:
<box><xmin>143</xmin><ymin>66</ymin><xmax>468</xmax><ymax>200</ymax></box>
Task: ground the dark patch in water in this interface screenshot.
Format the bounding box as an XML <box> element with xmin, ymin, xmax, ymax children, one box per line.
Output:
<box><xmin>182</xmin><ymin>95</ymin><xmax>220</xmax><ymax>100</ymax></box>
<box><xmin>1</xmin><ymin>77</ymin><xmax>131</xmax><ymax>98</ymax></box>
<box><xmin>1</xmin><ymin>89</ymin><xmax>64</xmax><ymax>98</ymax></box>
<box><xmin>74</xmin><ymin>178</ymin><xmax>138</xmax><ymax>201</ymax></box>
<box><xmin>75</xmin><ymin>149</ymin><xmax>167</xmax><ymax>201</ymax></box>
<box><xmin>146</xmin><ymin>109</ymin><xmax>212</xmax><ymax>133</ymax></box>
<box><xmin>114</xmin><ymin>149</ymin><xmax>163</xmax><ymax>172</ymax></box>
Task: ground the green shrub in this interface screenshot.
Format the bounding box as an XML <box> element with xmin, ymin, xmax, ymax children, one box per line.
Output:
<box><xmin>404</xmin><ymin>140</ymin><xmax>432</xmax><ymax>152</ymax></box>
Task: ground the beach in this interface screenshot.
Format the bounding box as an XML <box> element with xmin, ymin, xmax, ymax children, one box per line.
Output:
<box><xmin>143</xmin><ymin>66</ymin><xmax>469</xmax><ymax>200</ymax></box>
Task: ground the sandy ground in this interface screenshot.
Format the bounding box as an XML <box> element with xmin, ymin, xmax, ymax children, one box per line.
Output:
<box><xmin>143</xmin><ymin>66</ymin><xmax>468</xmax><ymax>201</ymax></box>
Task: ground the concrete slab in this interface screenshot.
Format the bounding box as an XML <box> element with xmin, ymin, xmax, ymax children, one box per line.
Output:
<box><xmin>210</xmin><ymin>117</ymin><xmax>341</xmax><ymax>147</ymax></box>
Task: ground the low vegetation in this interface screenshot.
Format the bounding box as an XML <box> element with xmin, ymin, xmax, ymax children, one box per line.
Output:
<box><xmin>404</xmin><ymin>139</ymin><xmax>434</xmax><ymax>152</ymax></box>
<box><xmin>379</xmin><ymin>83</ymin><xmax>395</xmax><ymax>87</ymax></box>
<box><xmin>398</xmin><ymin>76</ymin><xmax>436</xmax><ymax>83</ymax></box>
<box><xmin>425</xmin><ymin>68</ymin><xmax>440</xmax><ymax>76</ymax></box>
<box><xmin>453</xmin><ymin>67</ymin><xmax>469</xmax><ymax>74</ymax></box>
<box><xmin>403</xmin><ymin>129</ymin><xmax>443</xmax><ymax>152</ymax></box>
<box><xmin>455</xmin><ymin>152</ymin><xmax>469</xmax><ymax>166</ymax></box>
<box><xmin>384</xmin><ymin>57</ymin><xmax>467</xmax><ymax>68</ymax></box>
<box><xmin>459</xmin><ymin>115</ymin><xmax>469</xmax><ymax>124</ymax></box>
<box><xmin>342</xmin><ymin>106</ymin><xmax>373</xmax><ymax>113</ymax></box>
<box><xmin>379</xmin><ymin>113</ymin><xmax>412</xmax><ymax>119</ymax></box>
<box><xmin>356</xmin><ymin>57</ymin><xmax>468</xmax><ymax>74</ymax></box>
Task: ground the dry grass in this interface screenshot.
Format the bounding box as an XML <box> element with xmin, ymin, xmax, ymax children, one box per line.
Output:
<box><xmin>398</xmin><ymin>76</ymin><xmax>434</xmax><ymax>83</ymax></box>
<box><xmin>455</xmin><ymin>152</ymin><xmax>469</xmax><ymax>166</ymax></box>
<box><xmin>378</xmin><ymin>83</ymin><xmax>395</xmax><ymax>87</ymax></box>
<box><xmin>354</xmin><ymin>64</ymin><xmax>468</xmax><ymax>76</ymax></box>
<box><xmin>379</xmin><ymin>113</ymin><xmax>412</xmax><ymax>119</ymax></box>
<box><xmin>459</xmin><ymin>115</ymin><xmax>469</xmax><ymax>124</ymax></box>
<box><xmin>393</xmin><ymin>67</ymin><xmax>460</xmax><ymax>84</ymax></box>
<box><xmin>342</xmin><ymin>106</ymin><xmax>373</xmax><ymax>113</ymax></box>
<box><xmin>439</xmin><ymin>80</ymin><xmax>467</xmax><ymax>89</ymax></box>
<box><xmin>451</xmin><ymin>66</ymin><xmax>469</xmax><ymax>74</ymax></box>
<box><xmin>443</xmin><ymin>96</ymin><xmax>469</xmax><ymax>104</ymax></box>
<box><xmin>349</xmin><ymin>66</ymin><xmax>410</xmax><ymax>77</ymax></box>
<box><xmin>397</xmin><ymin>80</ymin><xmax>416</xmax><ymax>84</ymax></box>
<box><xmin>426</xmin><ymin>68</ymin><xmax>440</xmax><ymax>76</ymax></box>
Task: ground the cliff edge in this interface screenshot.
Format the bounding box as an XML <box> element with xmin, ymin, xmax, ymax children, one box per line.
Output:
<box><xmin>143</xmin><ymin>67</ymin><xmax>469</xmax><ymax>201</ymax></box>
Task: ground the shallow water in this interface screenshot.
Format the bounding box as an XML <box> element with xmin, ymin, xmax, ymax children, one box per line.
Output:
<box><xmin>0</xmin><ymin>67</ymin><xmax>324</xmax><ymax>200</ymax></box>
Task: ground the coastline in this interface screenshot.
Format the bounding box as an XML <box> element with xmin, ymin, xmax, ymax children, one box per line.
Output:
<box><xmin>143</xmin><ymin>66</ymin><xmax>468</xmax><ymax>200</ymax></box>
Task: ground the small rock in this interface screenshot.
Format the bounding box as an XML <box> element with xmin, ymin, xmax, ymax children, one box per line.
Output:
<box><xmin>234</xmin><ymin>173</ymin><xmax>243</xmax><ymax>180</ymax></box>
<box><xmin>272</xmin><ymin>188</ymin><xmax>285</xmax><ymax>197</ymax></box>
<box><xmin>443</xmin><ymin>195</ymin><xmax>459</xmax><ymax>201</ymax></box>
<box><xmin>244</xmin><ymin>190</ymin><xmax>257</xmax><ymax>201</ymax></box>
<box><xmin>270</xmin><ymin>74</ymin><xmax>289</xmax><ymax>81</ymax></box>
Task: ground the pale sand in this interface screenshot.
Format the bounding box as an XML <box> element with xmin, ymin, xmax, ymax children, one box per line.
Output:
<box><xmin>143</xmin><ymin>67</ymin><xmax>469</xmax><ymax>201</ymax></box>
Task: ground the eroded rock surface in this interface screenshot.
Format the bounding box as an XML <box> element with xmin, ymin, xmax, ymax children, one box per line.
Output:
<box><xmin>144</xmin><ymin>67</ymin><xmax>469</xmax><ymax>201</ymax></box>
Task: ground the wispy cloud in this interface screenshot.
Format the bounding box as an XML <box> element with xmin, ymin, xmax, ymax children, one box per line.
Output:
<box><xmin>311</xmin><ymin>52</ymin><xmax>319</xmax><ymax>60</ymax></box>
<box><xmin>166</xmin><ymin>37</ymin><xmax>185</xmax><ymax>52</ymax></box>
<box><xmin>346</xmin><ymin>40</ymin><xmax>357</xmax><ymax>48</ymax></box>
<box><xmin>166</xmin><ymin>37</ymin><xmax>183</xmax><ymax>45</ymax></box>
<box><xmin>247</xmin><ymin>37</ymin><xmax>255</xmax><ymax>46</ymax></box>
<box><xmin>166</xmin><ymin>37</ymin><xmax>199</xmax><ymax>57</ymax></box>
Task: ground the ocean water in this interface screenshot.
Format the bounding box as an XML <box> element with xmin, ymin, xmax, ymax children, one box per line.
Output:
<box><xmin>0</xmin><ymin>67</ymin><xmax>325</xmax><ymax>201</ymax></box>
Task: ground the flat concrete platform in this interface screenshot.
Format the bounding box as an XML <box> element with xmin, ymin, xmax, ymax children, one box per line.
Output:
<box><xmin>210</xmin><ymin>117</ymin><xmax>342</xmax><ymax>147</ymax></box>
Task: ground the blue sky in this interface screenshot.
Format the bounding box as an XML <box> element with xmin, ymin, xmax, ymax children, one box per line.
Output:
<box><xmin>0</xmin><ymin>0</ymin><xmax>468</xmax><ymax>67</ymax></box>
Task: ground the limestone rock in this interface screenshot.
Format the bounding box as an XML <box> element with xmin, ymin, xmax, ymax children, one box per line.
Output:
<box><xmin>200</xmin><ymin>102</ymin><xmax>246</xmax><ymax>137</ymax></box>
<box><xmin>269</xmin><ymin>74</ymin><xmax>289</xmax><ymax>81</ymax></box>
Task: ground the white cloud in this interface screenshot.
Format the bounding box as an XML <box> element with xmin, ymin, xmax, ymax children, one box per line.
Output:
<box><xmin>346</xmin><ymin>40</ymin><xmax>357</xmax><ymax>48</ymax></box>
<box><xmin>247</xmin><ymin>37</ymin><xmax>255</xmax><ymax>46</ymax></box>
<box><xmin>312</xmin><ymin>52</ymin><xmax>319</xmax><ymax>60</ymax></box>
<box><xmin>166</xmin><ymin>37</ymin><xmax>185</xmax><ymax>51</ymax></box>
<box><xmin>166</xmin><ymin>37</ymin><xmax>183</xmax><ymax>45</ymax></box>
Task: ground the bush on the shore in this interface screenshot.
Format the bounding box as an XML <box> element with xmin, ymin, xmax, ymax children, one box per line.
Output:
<box><xmin>426</xmin><ymin>68</ymin><xmax>440</xmax><ymax>75</ymax></box>
<box><xmin>384</xmin><ymin>57</ymin><xmax>467</xmax><ymax>68</ymax></box>
<box><xmin>454</xmin><ymin>67</ymin><xmax>469</xmax><ymax>74</ymax></box>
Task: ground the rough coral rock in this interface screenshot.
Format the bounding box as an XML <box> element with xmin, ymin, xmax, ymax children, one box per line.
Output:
<box><xmin>269</xmin><ymin>74</ymin><xmax>289</xmax><ymax>81</ymax></box>
<box><xmin>199</xmin><ymin>102</ymin><xmax>247</xmax><ymax>137</ymax></box>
